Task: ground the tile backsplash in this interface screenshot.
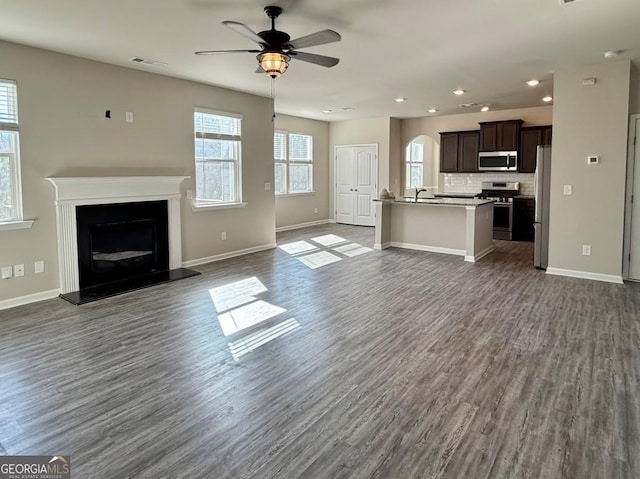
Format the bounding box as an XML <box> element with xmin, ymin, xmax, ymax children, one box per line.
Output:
<box><xmin>443</xmin><ymin>173</ymin><xmax>534</xmax><ymax>196</ymax></box>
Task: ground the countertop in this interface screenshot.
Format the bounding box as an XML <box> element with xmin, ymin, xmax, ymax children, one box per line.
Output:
<box><xmin>433</xmin><ymin>192</ymin><xmax>478</xmax><ymax>199</ymax></box>
<box><xmin>375</xmin><ymin>198</ymin><xmax>494</xmax><ymax>207</ymax></box>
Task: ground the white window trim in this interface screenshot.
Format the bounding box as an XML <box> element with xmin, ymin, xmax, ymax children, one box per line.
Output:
<box><xmin>0</xmin><ymin>220</ymin><xmax>34</xmax><ymax>231</ymax></box>
<box><xmin>191</xmin><ymin>201</ymin><xmax>248</xmax><ymax>212</ymax></box>
<box><xmin>405</xmin><ymin>141</ymin><xmax>424</xmax><ymax>190</ymax></box>
<box><xmin>1</xmin><ymin>79</ymin><xmax>26</xmax><ymax>226</ymax></box>
<box><xmin>274</xmin><ymin>130</ymin><xmax>314</xmax><ymax>196</ymax></box>
<box><xmin>193</xmin><ymin>108</ymin><xmax>243</xmax><ymax>205</ymax></box>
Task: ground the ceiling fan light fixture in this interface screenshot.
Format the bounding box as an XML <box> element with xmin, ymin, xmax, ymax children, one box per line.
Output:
<box><xmin>257</xmin><ymin>51</ymin><xmax>290</xmax><ymax>78</ymax></box>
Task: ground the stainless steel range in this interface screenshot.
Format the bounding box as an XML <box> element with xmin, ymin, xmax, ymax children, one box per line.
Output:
<box><xmin>478</xmin><ymin>181</ymin><xmax>520</xmax><ymax>240</ymax></box>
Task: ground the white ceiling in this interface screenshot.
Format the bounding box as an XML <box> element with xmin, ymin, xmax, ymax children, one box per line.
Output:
<box><xmin>0</xmin><ymin>0</ymin><xmax>638</xmax><ymax>121</ymax></box>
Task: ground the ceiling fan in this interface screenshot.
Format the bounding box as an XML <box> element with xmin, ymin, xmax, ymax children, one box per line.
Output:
<box><xmin>195</xmin><ymin>5</ymin><xmax>341</xmax><ymax>78</ymax></box>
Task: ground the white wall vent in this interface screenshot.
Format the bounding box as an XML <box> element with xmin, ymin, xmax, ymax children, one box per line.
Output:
<box><xmin>129</xmin><ymin>57</ymin><xmax>168</xmax><ymax>68</ymax></box>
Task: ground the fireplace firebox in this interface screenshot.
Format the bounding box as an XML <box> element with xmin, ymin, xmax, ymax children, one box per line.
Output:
<box><xmin>77</xmin><ymin>200</ymin><xmax>169</xmax><ymax>289</ymax></box>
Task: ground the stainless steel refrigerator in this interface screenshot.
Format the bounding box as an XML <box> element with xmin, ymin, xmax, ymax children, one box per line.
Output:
<box><xmin>534</xmin><ymin>145</ymin><xmax>552</xmax><ymax>269</ymax></box>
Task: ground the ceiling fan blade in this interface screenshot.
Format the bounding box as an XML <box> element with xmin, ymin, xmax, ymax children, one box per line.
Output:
<box><xmin>195</xmin><ymin>49</ymin><xmax>261</xmax><ymax>55</ymax></box>
<box><xmin>222</xmin><ymin>21</ymin><xmax>266</xmax><ymax>45</ymax></box>
<box><xmin>287</xmin><ymin>30</ymin><xmax>341</xmax><ymax>50</ymax></box>
<box><xmin>289</xmin><ymin>51</ymin><xmax>339</xmax><ymax>67</ymax></box>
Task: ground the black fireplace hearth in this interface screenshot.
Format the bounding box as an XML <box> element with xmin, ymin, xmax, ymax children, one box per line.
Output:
<box><xmin>60</xmin><ymin>200</ymin><xmax>200</xmax><ymax>305</ymax></box>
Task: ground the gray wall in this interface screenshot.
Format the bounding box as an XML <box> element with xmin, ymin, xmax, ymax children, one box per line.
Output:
<box><xmin>329</xmin><ymin>117</ymin><xmax>393</xmax><ymax>218</ymax></box>
<box><xmin>274</xmin><ymin>114</ymin><xmax>330</xmax><ymax>229</ymax></box>
<box><xmin>0</xmin><ymin>40</ymin><xmax>275</xmax><ymax>302</ymax></box>
<box><xmin>548</xmin><ymin>60</ymin><xmax>631</xmax><ymax>278</ymax></box>
<box><xmin>630</xmin><ymin>63</ymin><xmax>640</xmax><ymax>114</ymax></box>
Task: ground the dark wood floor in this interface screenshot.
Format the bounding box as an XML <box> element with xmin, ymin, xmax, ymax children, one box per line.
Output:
<box><xmin>1</xmin><ymin>224</ymin><xmax>638</xmax><ymax>478</ymax></box>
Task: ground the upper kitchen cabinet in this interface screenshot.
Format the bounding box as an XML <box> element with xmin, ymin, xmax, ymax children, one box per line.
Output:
<box><xmin>479</xmin><ymin>120</ymin><xmax>523</xmax><ymax>151</ymax></box>
<box><xmin>439</xmin><ymin>131</ymin><xmax>479</xmax><ymax>173</ymax></box>
<box><xmin>519</xmin><ymin>125</ymin><xmax>552</xmax><ymax>173</ymax></box>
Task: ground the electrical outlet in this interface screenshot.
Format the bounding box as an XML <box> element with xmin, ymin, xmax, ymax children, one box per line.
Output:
<box><xmin>186</xmin><ymin>189</ymin><xmax>193</xmax><ymax>200</ymax></box>
<box><xmin>221</xmin><ymin>231</ymin><xmax>227</xmax><ymax>241</ymax></box>
<box><xmin>13</xmin><ymin>264</ymin><xmax>24</xmax><ymax>277</ymax></box>
<box><xmin>563</xmin><ymin>185</ymin><xmax>572</xmax><ymax>195</ymax></box>
<box><xmin>582</xmin><ymin>245</ymin><xmax>592</xmax><ymax>256</ymax></box>
<box><xmin>34</xmin><ymin>261</ymin><xmax>45</xmax><ymax>274</ymax></box>
<box><xmin>264</xmin><ymin>182</ymin><xmax>271</xmax><ymax>191</ymax></box>
<box><xmin>1</xmin><ymin>266</ymin><xmax>12</xmax><ymax>279</ymax></box>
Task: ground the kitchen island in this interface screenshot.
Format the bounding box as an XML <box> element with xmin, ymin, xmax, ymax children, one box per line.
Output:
<box><xmin>374</xmin><ymin>198</ymin><xmax>494</xmax><ymax>262</ymax></box>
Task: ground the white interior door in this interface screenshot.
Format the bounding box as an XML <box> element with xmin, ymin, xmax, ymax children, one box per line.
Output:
<box><xmin>335</xmin><ymin>146</ymin><xmax>355</xmax><ymax>224</ymax></box>
<box><xmin>335</xmin><ymin>145</ymin><xmax>377</xmax><ymax>226</ymax></box>
<box><xmin>630</xmin><ymin>117</ymin><xmax>640</xmax><ymax>280</ymax></box>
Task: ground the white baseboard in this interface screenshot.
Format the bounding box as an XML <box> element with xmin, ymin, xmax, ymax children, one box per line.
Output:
<box><xmin>465</xmin><ymin>245</ymin><xmax>494</xmax><ymax>263</ymax></box>
<box><xmin>328</xmin><ymin>219</ymin><xmax>336</xmax><ymax>224</ymax></box>
<box><xmin>0</xmin><ymin>289</ymin><xmax>61</xmax><ymax>311</ymax></box>
<box><xmin>182</xmin><ymin>243</ymin><xmax>277</xmax><ymax>268</ymax></box>
<box><xmin>373</xmin><ymin>242</ymin><xmax>391</xmax><ymax>250</ymax></box>
<box><xmin>389</xmin><ymin>242</ymin><xmax>466</xmax><ymax>257</ymax></box>
<box><xmin>546</xmin><ymin>267</ymin><xmax>624</xmax><ymax>284</ymax></box>
<box><xmin>275</xmin><ymin>219</ymin><xmax>330</xmax><ymax>233</ymax></box>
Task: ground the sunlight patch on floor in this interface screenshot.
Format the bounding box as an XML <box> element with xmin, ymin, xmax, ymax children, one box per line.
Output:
<box><xmin>277</xmin><ymin>233</ymin><xmax>373</xmax><ymax>270</ymax></box>
<box><xmin>296</xmin><ymin>251</ymin><xmax>342</xmax><ymax>269</ymax></box>
<box><xmin>311</xmin><ymin>234</ymin><xmax>348</xmax><ymax>246</ymax></box>
<box><xmin>278</xmin><ymin>240</ymin><xmax>318</xmax><ymax>255</ymax></box>
<box><xmin>217</xmin><ymin>300</ymin><xmax>287</xmax><ymax>336</ymax></box>
<box><xmin>208</xmin><ymin>277</ymin><xmax>267</xmax><ymax>313</ymax></box>
<box><xmin>228</xmin><ymin>318</ymin><xmax>301</xmax><ymax>360</ymax></box>
<box><xmin>333</xmin><ymin>243</ymin><xmax>373</xmax><ymax>257</ymax></box>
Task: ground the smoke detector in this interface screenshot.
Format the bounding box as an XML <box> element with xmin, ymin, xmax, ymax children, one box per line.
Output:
<box><xmin>129</xmin><ymin>57</ymin><xmax>168</xmax><ymax>68</ymax></box>
<box><xmin>459</xmin><ymin>102</ymin><xmax>479</xmax><ymax>108</ymax></box>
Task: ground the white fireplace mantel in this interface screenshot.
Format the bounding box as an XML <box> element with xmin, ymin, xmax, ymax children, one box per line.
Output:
<box><xmin>46</xmin><ymin>176</ymin><xmax>189</xmax><ymax>294</ymax></box>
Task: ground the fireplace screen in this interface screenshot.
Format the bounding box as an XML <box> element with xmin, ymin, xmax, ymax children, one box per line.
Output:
<box><xmin>76</xmin><ymin>201</ymin><xmax>169</xmax><ymax>289</ymax></box>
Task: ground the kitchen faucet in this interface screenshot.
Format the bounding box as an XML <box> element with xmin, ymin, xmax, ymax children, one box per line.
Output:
<box><xmin>415</xmin><ymin>188</ymin><xmax>428</xmax><ymax>201</ymax></box>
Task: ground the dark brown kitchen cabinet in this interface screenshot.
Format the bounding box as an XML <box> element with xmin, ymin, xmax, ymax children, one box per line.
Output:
<box><xmin>479</xmin><ymin>120</ymin><xmax>523</xmax><ymax>151</ymax></box>
<box><xmin>439</xmin><ymin>130</ymin><xmax>479</xmax><ymax>173</ymax></box>
<box><xmin>519</xmin><ymin>125</ymin><xmax>552</xmax><ymax>173</ymax></box>
<box><xmin>513</xmin><ymin>197</ymin><xmax>535</xmax><ymax>241</ymax></box>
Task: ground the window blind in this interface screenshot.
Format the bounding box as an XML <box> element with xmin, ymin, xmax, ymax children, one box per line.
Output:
<box><xmin>274</xmin><ymin>131</ymin><xmax>287</xmax><ymax>161</ymax></box>
<box><xmin>0</xmin><ymin>79</ymin><xmax>18</xmax><ymax>131</ymax></box>
<box><xmin>194</xmin><ymin>110</ymin><xmax>241</xmax><ymax>140</ymax></box>
<box><xmin>288</xmin><ymin>133</ymin><xmax>312</xmax><ymax>161</ymax></box>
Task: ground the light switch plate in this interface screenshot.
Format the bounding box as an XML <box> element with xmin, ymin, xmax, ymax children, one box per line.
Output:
<box><xmin>563</xmin><ymin>185</ymin><xmax>572</xmax><ymax>195</ymax></box>
<box><xmin>264</xmin><ymin>182</ymin><xmax>271</xmax><ymax>191</ymax></box>
<box><xmin>1</xmin><ymin>266</ymin><xmax>12</xmax><ymax>279</ymax></box>
<box><xmin>13</xmin><ymin>264</ymin><xmax>24</xmax><ymax>277</ymax></box>
<box><xmin>34</xmin><ymin>261</ymin><xmax>45</xmax><ymax>274</ymax></box>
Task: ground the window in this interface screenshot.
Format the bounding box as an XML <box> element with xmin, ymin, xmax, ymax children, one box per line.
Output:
<box><xmin>274</xmin><ymin>131</ymin><xmax>313</xmax><ymax>195</ymax></box>
<box><xmin>405</xmin><ymin>141</ymin><xmax>424</xmax><ymax>190</ymax></box>
<box><xmin>0</xmin><ymin>79</ymin><xmax>22</xmax><ymax>223</ymax></box>
<box><xmin>194</xmin><ymin>108</ymin><xmax>242</xmax><ymax>205</ymax></box>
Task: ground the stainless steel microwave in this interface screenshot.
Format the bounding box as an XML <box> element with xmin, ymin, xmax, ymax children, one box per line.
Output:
<box><xmin>478</xmin><ymin>151</ymin><xmax>518</xmax><ymax>171</ymax></box>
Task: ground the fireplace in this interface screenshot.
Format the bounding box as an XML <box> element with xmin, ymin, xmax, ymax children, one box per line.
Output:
<box><xmin>47</xmin><ymin>176</ymin><xmax>200</xmax><ymax>305</ymax></box>
<box><xmin>77</xmin><ymin>201</ymin><xmax>170</xmax><ymax>289</ymax></box>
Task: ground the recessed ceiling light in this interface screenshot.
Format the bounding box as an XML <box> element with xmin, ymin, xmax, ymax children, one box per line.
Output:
<box><xmin>604</xmin><ymin>50</ymin><xmax>623</xmax><ymax>59</ymax></box>
<box><xmin>527</xmin><ymin>79</ymin><xmax>540</xmax><ymax>87</ymax></box>
<box><xmin>453</xmin><ymin>89</ymin><xmax>465</xmax><ymax>95</ymax></box>
<box><xmin>342</xmin><ymin>107</ymin><xmax>355</xmax><ymax>111</ymax></box>
<box><xmin>428</xmin><ymin>108</ymin><xmax>438</xmax><ymax>113</ymax></box>
<box><xmin>542</xmin><ymin>96</ymin><xmax>553</xmax><ymax>102</ymax></box>
<box><xmin>394</xmin><ymin>97</ymin><xmax>406</xmax><ymax>103</ymax></box>
<box><xmin>321</xmin><ymin>109</ymin><xmax>332</xmax><ymax>114</ymax></box>
<box><xmin>481</xmin><ymin>106</ymin><xmax>490</xmax><ymax>112</ymax></box>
